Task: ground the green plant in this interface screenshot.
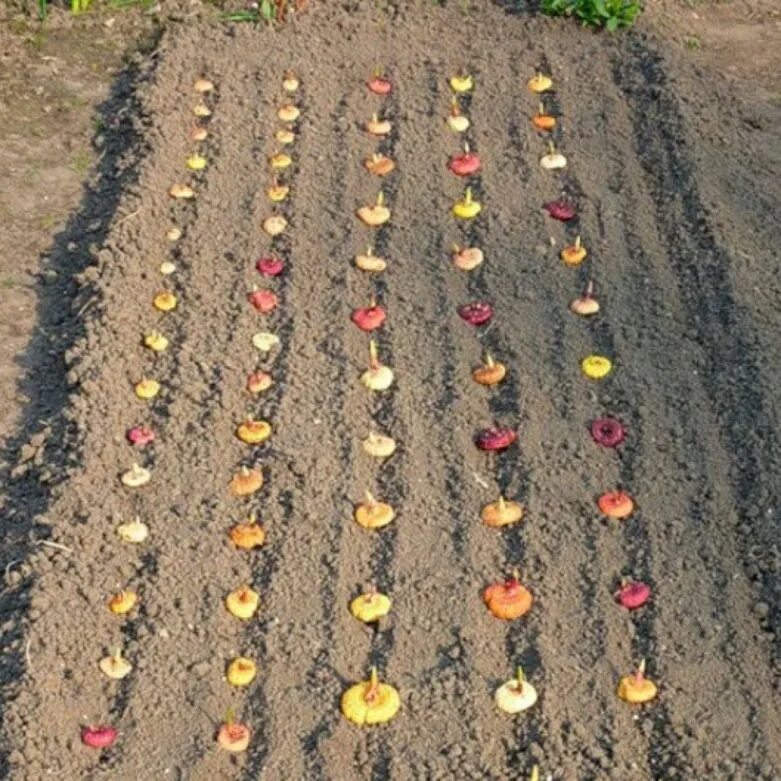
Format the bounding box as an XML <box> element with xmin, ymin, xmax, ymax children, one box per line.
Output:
<box><xmin>110</xmin><ymin>0</ymin><xmax>156</xmax><ymax>8</ymax></box>
<box><xmin>72</xmin><ymin>149</ymin><xmax>92</xmax><ymax>174</ymax></box>
<box><xmin>223</xmin><ymin>0</ymin><xmax>305</xmax><ymax>23</ymax></box>
<box><xmin>541</xmin><ymin>0</ymin><xmax>641</xmax><ymax>31</ymax></box>
<box><xmin>222</xmin><ymin>0</ymin><xmax>276</xmax><ymax>23</ymax></box>
<box><xmin>1</xmin><ymin>275</ymin><xmax>23</xmax><ymax>290</ymax></box>
<box><xmin>37</xmin><ymin>0</ymin><xmax>93</xmax><ymax>19</ymax></box>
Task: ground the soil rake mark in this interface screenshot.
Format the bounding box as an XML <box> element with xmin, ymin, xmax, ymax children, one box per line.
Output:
<box><xmin>549</xmin><ymin>52</ymin><xmax>676</xmax><ymax>778</ymax></box>
<box><xmin>683</xmin><ymin>484</ymin><xmax>770</xmax><ymax>776</ymax></box>
<box><xmin>595</xmin><ymin>145</ymin><xmax>696</xmax><ymax>778</ymax></box>
<box><xmin>409</xmin><ymin>68</ymin><xmax>489</xmax><ymax>768</ymax></box>
<box><xmin>424</xmin><ymin>64</ymin><xmax>476</xmax><ymax>572</ymax></box>
<box><xmin>619</xmin><ymin>138</ymin><xmax>776</xmax><ymax>773</ymax></box>
<box><xmin>292</xmin><ymin>86</ymin><xmax>364</xmax><ymax>780</ymax></box>
<box><xmin>431</xmin><ymin>239</ymin><xmax>471</xmax><ymax>558</ymax></box>
<box><xmin>564</xmin><ymin>45</ymin><xmax>732</xmax><ymax>778</ymax></box>
<box><xmin>615</xmin><ymin>36</ymin><xmax>781</xmax><ymax>665</ymax></box>
<box><xmin>609</xmin><ymin>38</ymin><xmax>780</xmax><ymax>776</ymax></box>
<box><xmin>298</xmin><ymin>266</ymin><xmax>352</xmax><ymax>776</ymax></box>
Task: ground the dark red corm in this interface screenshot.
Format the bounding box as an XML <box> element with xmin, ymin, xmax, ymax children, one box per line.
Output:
<box><xmin>590</xmin><ymin>416</ymin><xmax>626</xmax><ymax>448</ymax></box>
<box><xmin>81</xmin><ymin>725</ymin><xmax>118</xmax><ymax>750</ymax></box>
<box><xmin>475</xmin><ymin>426</ymin><xmax>517</xmax><ymax>452</ymax></box>
<box><xmin>458</xmin><ymin>301</ymin><xmax>493</xmax><ymax>326</ymax></box>
<box><xmin>256</xmin><ymin>256</ymin><xmax>284</xmax><ymax>277</ymax></box>
<box><xmin>544</xmin><ymin>199</ymin><xmax>577</xmax><ymax>221</ymax></box>
<box><xmin>614</xmin><ymin>580</ymin><xmax>651</xmax><ymax>610</ymax></box>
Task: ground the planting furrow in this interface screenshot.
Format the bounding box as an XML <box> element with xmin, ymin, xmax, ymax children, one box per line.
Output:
<box><xmin>534</xmin><ymin>44</ymin><xmax>681</xmax><ymax>778</ymax></box>
<box><xmin>571</xmin><ymin>85</ymin><xmax>696</xmax><ymax>781</ymax></box>
<box><xmin>382</xmin><ymin>60</ymin><xmax>500</xmax><ymax>778</ymax></box>
<box><xmin>291</xmin><ymin>88</ymin><xmax>358</xmax><ymax>781</ymax></box>
<box><xmin>551</xmin><ymin>34</ymin><xmax>778</xmax><ymax>778</ymax></box>
<box><xmin>286</xmin><ymin>74</ymin><xmax>393</xmax><ymax>778</ymax></box>
<box><xmin>449</xmin><ymin>52</ymin><xmax>547</xmax><ymax>774</ymax></box>
<box><xmin>103</xmin><ymin>58</ymin><xmax>275</xmax><ymax>776</ymax></box>
<box><xmin>94</xmin><ymin>76</ymin><xmax>229</xmax><ymax>760</ymax></box>
<box><xmin>319</xmin><ymin>60</ymin><xmax>406</xmax><ymax>775</ymax></box>
<box><xmin>580</xmin><ymin>38</ymin><xmax>781</xmax><ymax>776</ymax></box>
<box><xmin>212</xmin><ymin>51</ymin><xmax>338</xmax><ymax>778</ymax></box>
<box><xmin>218</xmin><ymin>66</ymin><xmax>306</xmax><ymax>773</ymax></box>
<box><xmin>268</xmin><ymin>87</ymin><xmax>353</xmax><ymax>781</ymax></box>
<box><xmin>534</xmin><ymin>45</ymin><xmax>665</xmax><ymax>778</ymax></box>
<box><xmin>233</xmin><ymin>50</ymin><xmax>374</xmax><ymax>780</ymax></box>
<box><xmin>464</xmin><ymin>53</ymin><xmax>559</xmax><ymax>777</ymax></box>
<box><xmin>616</xmin><ymin>35</ymin><xmax>781</xmax><ymax>666</ymax></box>
<box><xmin>367</xmin><ymin>54</ymin><xmax>490</xmax><ymax>779</ymax></box>
<box><xmin>0</xmin><ymin>43</ymin><xmax>243</xmax><ymax>778</ymax></box>
<box><xmin>477</xmin><ymin>44</ymin><xmax>633</xmax><ymax>777</ymax></box>
<box><xmin>364</xmin><ymin>74</ymin><xmax>402</xmax><ymax>712</ymax></box>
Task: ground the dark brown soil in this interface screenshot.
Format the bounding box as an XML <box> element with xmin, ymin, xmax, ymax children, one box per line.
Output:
<box><xmin>1</xmin><ymin>2</ymin><xmax>780</xmax><ymax>780</ymax></box>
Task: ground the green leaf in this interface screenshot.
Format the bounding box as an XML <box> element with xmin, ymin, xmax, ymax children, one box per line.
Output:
<box><xmin>222</xmin><ymin>10</ymin><xmax>259</xmax><ymax>22</ymax></box>
<box><xmin>543</xmin><ymin>0</ymin><xmax>640</xmax><ymax>28</ymax></box>
<box><xmin>260</xmin><ymin>0</ymin><xmax>273</xmax><ymax>21</ymax></box>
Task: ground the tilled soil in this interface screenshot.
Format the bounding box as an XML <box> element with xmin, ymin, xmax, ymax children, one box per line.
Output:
<box><xmin>1</xmin><ymin>3</ymin><xmax>780</xmax><ymax>780</ymax></box>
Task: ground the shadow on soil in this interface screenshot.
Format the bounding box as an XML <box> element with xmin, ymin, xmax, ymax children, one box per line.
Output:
<box><xmin>0</xmin><ymin>43</ymin><xmax>159</xmax><ymax>772</ymax></box>
<box><xmin>490</xmin><ymin>0</ymin><xmax>540</xmax><ymax>13</ymax></box>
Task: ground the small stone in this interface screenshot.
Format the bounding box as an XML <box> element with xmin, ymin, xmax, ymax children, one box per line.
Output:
<box><xmin>29</xmin><ymin>431</ymin><xmax>47</xmax><ymax>447</ymax></box>
<box><xmin>10</xmin><ymin>463</ymin><xmax>29</xmax><ymax>480</ymax></box>
<box><xmin>755</xmin><ymin>601</ymin><xmax>770</xmax><ymax>618</ymax></box>
<box><xmin>18</xmin><ymin>444</ymin><xmax>37</xmax><ymax>464</ymax></box>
